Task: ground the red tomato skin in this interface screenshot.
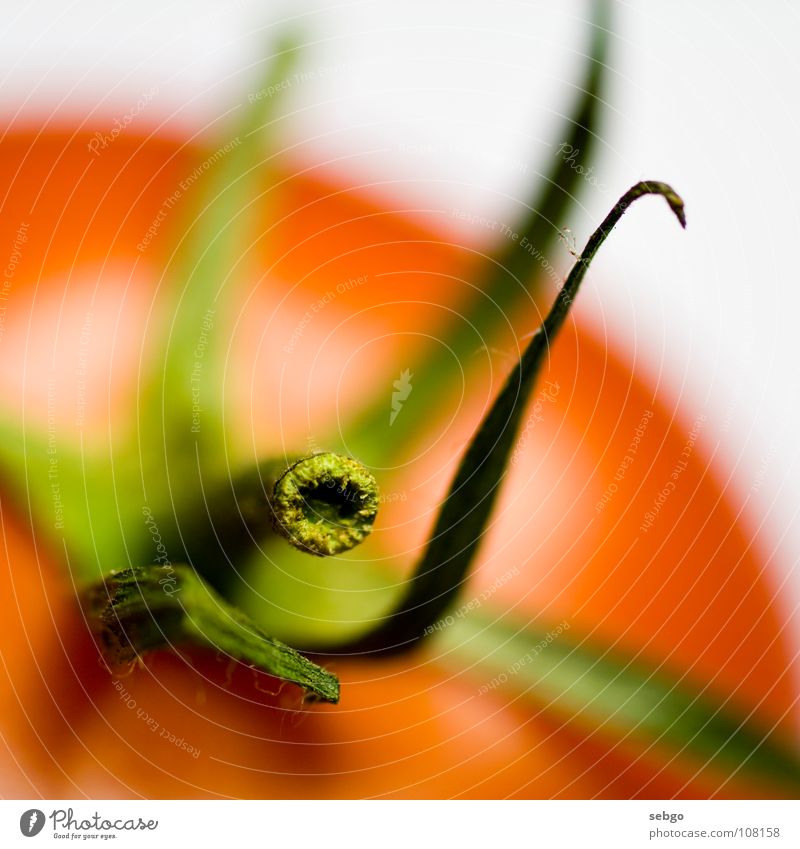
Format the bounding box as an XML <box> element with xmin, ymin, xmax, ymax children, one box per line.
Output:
<box><xmin>0</xmin><ymin>126</ymin><xmax>795</xmax><ymax>799</ymax></box>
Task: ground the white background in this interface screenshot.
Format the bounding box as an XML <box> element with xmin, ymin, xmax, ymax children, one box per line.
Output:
<box><xmin>1</xmin><ymin>0</ymin><xmax>799</xmax><ymax>610</ymax></box>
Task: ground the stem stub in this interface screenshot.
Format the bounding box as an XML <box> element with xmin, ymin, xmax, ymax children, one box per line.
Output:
<box><xmin>271</xmin><ymin>453</ymin><xmax>379</xmax><ymax>557</ymax></box>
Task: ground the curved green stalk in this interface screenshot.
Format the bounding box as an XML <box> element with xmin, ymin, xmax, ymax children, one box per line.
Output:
<box><xmin>336</xmin><ymin>182</ymin><xmax>684</xmax><ymax>655</ymax></box>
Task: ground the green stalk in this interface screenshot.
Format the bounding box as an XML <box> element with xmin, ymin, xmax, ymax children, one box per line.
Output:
<box><xmin>143</xmin><ymin>36</ymin><xmax>303</xmax><ymax>464</ymax></box>
<box><xmin>82</xmin><ymin>563</ymin><xmax>340</xmax><ymax>703</ymax></box>
<box><xmin>339</xmin><ymin>0</ymin><xmax>612</xmax><ymax>464</ymax></box>
<box><xmin>334</xmin><ymin>182</ymin><xmax>684</xmax><ymax>654</ymax></box>
<box><xmin>156</xmin><ymin>452</ymin><xmax>379</xmax><ymax>595</ymax></box>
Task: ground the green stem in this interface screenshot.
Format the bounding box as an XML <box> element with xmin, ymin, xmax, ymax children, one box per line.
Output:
<box><xmin>82</xmin><ymin>564</ymin><xmax>340</xmax><ymax>703</ymax></box>
<box><xmin>269</xmin><ymin>453</ymin><xmax>380</xmax><ymax>556</ymax></box>
<box><xmin>141</xmin><ymin>36</ymin><xmax>303</xmax><ymax>468</ymax></box>
<box><xmin>155</xmin><ymin>452</ymin><xmax>379</xmax><ymax>594</ymax></box>
<box><xmin>338</xmin><ymin>0</ymin><xmax>613</xmax><ymax>465</ymax></box>
<box><xmin>335</xmin><ymin>182</ymin><xmax>684</xmax><ymax>655</ymax></box>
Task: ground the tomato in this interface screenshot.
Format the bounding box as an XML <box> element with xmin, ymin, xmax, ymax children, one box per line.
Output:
<box><xmin>0</xmin><ymin>125</ymin><xmax>795</xmax><ymax>799</ymax></box>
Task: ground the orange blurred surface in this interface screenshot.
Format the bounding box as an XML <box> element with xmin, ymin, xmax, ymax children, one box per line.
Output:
<box><xmin>0</xmin><ymin>126</ymin><xmax>796</xmax><ymax>798</ymax></box>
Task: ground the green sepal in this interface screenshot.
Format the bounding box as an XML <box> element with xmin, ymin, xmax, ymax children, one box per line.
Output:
<box><xmin>83</xmin><ymin>563</ymin><xmax>340</xmax><ymax>704</ymax></box>
<box><xmin>438</xmin><ymin>613</ymin><xmax>800</xmax><ymax>795</ymax></box>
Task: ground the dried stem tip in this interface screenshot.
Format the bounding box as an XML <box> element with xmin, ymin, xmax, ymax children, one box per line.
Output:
<box><xmin>82</xmin><ymin>564</ymin><xmax>340</xmax><ymax>703</ymax></box>
<box><xmin>271</xmin><ymin>453</ymin><xmax>379</xmax><ymax>557</ymax></box>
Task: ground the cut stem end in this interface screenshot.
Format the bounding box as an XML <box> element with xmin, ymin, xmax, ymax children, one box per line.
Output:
<box><xmin>271</xmin><ymin>453</ymin><xmax>379</xmax><ymax>557</ymax></box>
